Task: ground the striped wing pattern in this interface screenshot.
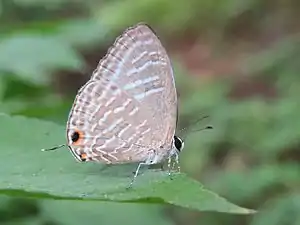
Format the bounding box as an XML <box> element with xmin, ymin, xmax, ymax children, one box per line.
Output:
<box><xmin>67</xmin><ymin>80</ymin><xmax>151</xmax><ymax>163</ymax></box>
<box><xmin>66</xmin><ymin>23</ymin><xmax>177</xmax><ymax>164</ymax></box>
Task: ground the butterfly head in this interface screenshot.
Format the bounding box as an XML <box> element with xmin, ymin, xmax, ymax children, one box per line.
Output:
<box><xmin>173</xmin><ymin>135</ymin><xmax>184</xmax><ymax>152</ymax></box>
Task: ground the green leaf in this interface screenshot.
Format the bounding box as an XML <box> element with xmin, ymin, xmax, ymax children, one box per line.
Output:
<box><xmin>0</xmin><ymin>114</ymin><xmax>255</xmax><ymax>214</ymax></box>
<box><xmin>0</xmin><ymin>196</ymin><xmax>173</xmax><ymax>225</ymax></box>
<box><xmin>40</xmin><ymin>200</ymin><xmax>173</xmax><ymax>225</ymax></box>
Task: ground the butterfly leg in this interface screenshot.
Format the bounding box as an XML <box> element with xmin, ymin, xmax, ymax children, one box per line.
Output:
<box><xmin>167</xmin><ymin>155</ymin><xmax>173</xmax><ymax>180</ymax></box>
<box><xmin>173</xmin><ymin>151</ymin><xmax>180</xmax><ymax>173</ymax></box>
<box><xmin>128</xmin><ymin>162</ymin><xmax>147</xmax><ymax>189</ymax></box>
<box><xmin>167</xmin><ymin>150</ymin><xmax>180</xmax><ymax>179</ymax></box>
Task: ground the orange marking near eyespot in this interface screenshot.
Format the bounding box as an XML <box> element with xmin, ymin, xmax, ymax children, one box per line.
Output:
<box><xmin>72</xmin><ymin>129</ymin><xmax>84</xmax><ymax>146</ymax></box>
<box><xmin>80</xmin><ymin>153</ymin><xmax>87</xmax><ymax>161</ymax></box>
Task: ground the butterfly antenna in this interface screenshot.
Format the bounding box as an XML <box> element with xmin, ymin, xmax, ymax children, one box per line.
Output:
<box><xmin>190</xmin><ymin>125</ymin><xmax>213</xmax><ymax>133</ymax></box>
<box><xmin>179</xmin><ymin>115</ymin><xmax>213</xmax><ymax>140</ymax></box>
<box><xmin>179</xmin><ymin>115</ymin><xmax>209</xmax><ymax>133</ymax></box>
<box><xmin>41</xmin><ymin>144</ymin><xmax>66</xmax><ymax>151</ymax></box>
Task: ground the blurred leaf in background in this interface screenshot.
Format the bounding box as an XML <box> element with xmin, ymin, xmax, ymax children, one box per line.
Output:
<box><xmin>0</xmin><ymin>0</ymin><xmax>299</xmax><ymax>224</ymax></box>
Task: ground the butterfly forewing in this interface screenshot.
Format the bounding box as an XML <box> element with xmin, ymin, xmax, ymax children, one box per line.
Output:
<box><xmin>91</xmin><ymin>24</ymin><xmax>177</xmax><ymax>154</ymax></box>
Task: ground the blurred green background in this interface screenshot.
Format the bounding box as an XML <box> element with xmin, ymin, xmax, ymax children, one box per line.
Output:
<box><xmin>0</xmin><ymin>0</ymin><xmax>299</xmax><ymax>224</ymax></box>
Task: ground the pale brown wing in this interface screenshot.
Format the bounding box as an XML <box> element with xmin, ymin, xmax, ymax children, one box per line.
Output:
<box><xmin>66</xmin><ymin>80</ymin><xmax>153</xmax><ymax>164</ymax></box>
<box><xmin>91</xmin><ymin>23</ymin><xmax>177</xmax><ymax>152</ymax></box>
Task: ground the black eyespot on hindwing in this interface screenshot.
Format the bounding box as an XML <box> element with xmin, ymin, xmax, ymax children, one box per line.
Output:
<box><xmin>71</xmin><ymin>131</ymin><xmax>80</xmax><ymax>143</ymax></box>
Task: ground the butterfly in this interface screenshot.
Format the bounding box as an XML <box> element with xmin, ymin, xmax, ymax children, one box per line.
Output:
<box><xmin>43</xmin><ymin>23</ymin><xmax>184</xmax><ymax>187</ymax></box>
